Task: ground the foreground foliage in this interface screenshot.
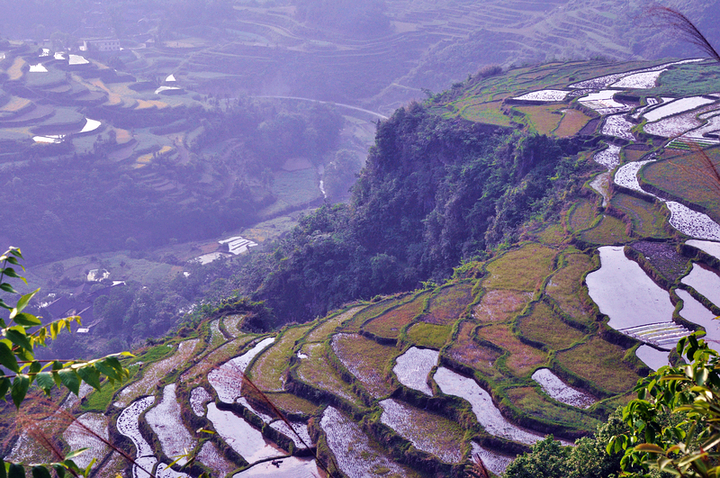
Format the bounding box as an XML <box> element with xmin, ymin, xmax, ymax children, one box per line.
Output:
<box><xmin>0</xmin><ymin>248</ymin><xmax>131</xmax><ymax>477</ymax></box>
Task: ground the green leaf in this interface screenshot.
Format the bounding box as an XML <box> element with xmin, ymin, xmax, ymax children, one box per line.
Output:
<box><xmin>77</xmin><ymin>365</ymin><xmax>101</xmax><ymax>390</ymax></box>
<box><xmin>634</xmin><ymin>443</ymin><xmax>665</xmax><ymax>453</ymax></box>
<box><xmin>12</xmin><ymin>289</ymin><xmax>38</xmax><ymax>317</ymax></box>
<box><xmin>12</xmin><ymin>313</ymin><xmax>41</xmax><ymax>327</ymax></box>
<box><xmin>0</xmin><ymin>283</ymin><xmax>17</xmax><ymax>294</ymax></box>
<box><xmin>8</xmin><ymin>248</ymin><xmax>23</xmax><ymax>259</ymax></box>
<box><xmin>0</xmin><ymin>377</ymin><xmax>10</xmax><ymax>400</ymax></box>
<box><xmin>6</xmin><ymin>327</ymin><xmax>32</xmax><ymax>352</ymax></box>
<box><xmin>31</xmin><ymin>466</ymin><xmax>51</xmax><ymax>478</ymax></box>
<box><xmin>0</xmin><ymin>299</ymin><xmax>11</xmax><ymax>311</ymax></box>
<box><xmin>94</xmin><ymin>360</ymin><xmax>119</xmax><ymax>381</ymax></box>
<box><xmin>11</xmin><ymin>374</ymin><xmax>29</xmax><ymax>408</ymax></box>
<box><xmin>58</xmin><ymin>369</ymin><xmax>80</xmax><ymax>396</ymax></box>
<box><xmin>8</xmin><ymin>464</ymin><xmax>24</xmax><ymax>478</ymax></box>
<box><xmin>1</xmin><ymin>268</ymin><xmax>22</xmax><ymax>279</ymax></box>
<box><xmin>63</xmin><ymin>448</ymin><xmax>87</xmax><ymax>460</ymax></box>
<box><xmin>36</xmin><ymin>372</ymin><xmax>54</xmax><ymax>394</ymax></box>
<box><xmin>51</xmin><ymin>465</ymin><xmax>64</xmax><ymax>478</ymax></box>
<box><xmin>0</xmin><ymin>341</ymin><xmax>19</xmax><ymax>373</ymax></box>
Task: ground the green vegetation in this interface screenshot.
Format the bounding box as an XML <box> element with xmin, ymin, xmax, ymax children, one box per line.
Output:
<box><xmin>484</xmin><ymin>244</ymin><xmax>556</xmax><ymax>292</ymax></box>
<box><xmin>557</xmin><ymin>338</ymin><xmax>642</xmax><ymax>395</ymax></box>
<box><xmin>405</xmin><ymin>323</ymin><xmax>452</xmax><ymax>350</ymax></box>
<box><xmin>331</xmin><ymin>333</ymin><xmax>400</xmax><ymax>398</ymax></box>
<box><xmin>515</xmin><ymin>301</ymin><xmax>585</xmax><ymax>351</ymax></box>
<box><xmin>296</xmin><ymin>342</ymin><xmax>363</xmax><ymax>406</ymax></box>
<box><xmin>476</xmin><ymin>324</ymin><xmax>548</xmax><ymax>377</ymax></box>
<box><xmin>580</xmin><ymin>215</ymin><xmax>632</xmax><ymax>245</ymax></box>
<box><xmin>248</xmin><ymin>324</ymin><xmax>313</xmax><ymax>391</ymax></box>
<box><xmin>568</xmin><ymin>200</ymin><xmax>598</xmax><ymax>233</ymax></box>
<box><xmin>545</xmin><ymin>252</ymin><xmax>596</xmax><ymax>325</ymax></box>
<box><xmin>364</xmin><ymin>292</ymin><xmax>427</xmax><ymax>339</ymax></box>
<box><xmin>610</xmin><ymin>194</ymin><xmax>669</xmax><ymax>238</ymax></box>
<box><xmin>446</xmin><ymin>321</ymin><xmax>504</xmax><ymax>381</ymax></box>
<box><xmin>421</xmin><ymin>283</ymin><xmax>475</xmax><ymax>325</ymax></box>
<box><xmin>504</xmin><ymin>387</ymin><xmax>600</xmax><ymax>432</ymax></box>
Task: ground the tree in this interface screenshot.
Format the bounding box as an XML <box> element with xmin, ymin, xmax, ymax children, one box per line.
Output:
<box><xmin>609</xmin><ymin>336</ymin><xmax>720</xmax><ymax>478</ymax></box>
<box><xmin>0</xmin><ymin>247</ymin><xmax>131</xmax><ymax>477</ymax></box>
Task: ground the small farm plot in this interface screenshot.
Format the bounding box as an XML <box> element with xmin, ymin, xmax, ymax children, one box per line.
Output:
<box><xmin>190</xmin><ymin>387</ymin><xmax>212</xmax><ymax>416</ymax></box>
<box><xmin>681</xmin><ymin>263</ymin><xmax>720</xmax><ymax>308</ymax></box>
<box><xmin>320</xmin><ymin>406</ymin><xmax>422</xmax><ymax>478</ymax></box>
<box><xmin>666</xmin><ymin>201</ymin><xmax>720</xmax><ymax>241</ymax></box>
<box><xmin>421</xmin><ymin>283</ymin><xmax>475</xmax><ymax>325</ymax></box>
<box><xmin>545</xmin><ymin>252</ymin><xmax>595</xmax><ymax>325</ymax></box>
<box><xmin>446</xmin><ymin>321</ymin><xmax>503</xmax><ymax>381</ymax></box>
<box><xmin>611</xmin><ymin>69</ymin><xmax>665</xmax><ymax>89</ymax></box>
<box><xmin>568</xmin><ymin>200</ymin><xmax>598</xmax><ymax>233</ymax></box>
<box><xmin>470</xmin><ymin>442</ymin><xmax>514</xmax><ymax>476</ymax></box>
<box><xmin>433</xmin><ymin>367</ymin><xmax>544</xmax><ymax>445</ymax></box>
<box><xmin>557</xmin><ymin>338</ymin><xmax>641</xmax><ymax>395</ymax></box>
<box><xmin>643</xmin><ymin>96</ymin><xmax>716</xmax><ymax>122</ymax></box>
<box><xmin>614</xmin><ymin>160</ymin><xmax>656</xmax><ymax>194</ymax></box>
<box><xmin>258</xmin><ymin>393</ymin><xmax>318</xmax><ymax>417</ymax></box>
<box><xmin>341</xmin><ymin>297</ymin><xmax>406</xmax><ymax>332</ymax></box>
<box><xmin>578</xmin><ymin>90</ymin><xmax>630</xmax><ymax>114</ymax></box>
<box><xmin>516</xmin><ymin>301</ymin><xmax>585</xmax><ymax>351</ymax></box>
<box><xmin>512</xmin><ymin>89</ymin><xmax>568</xmax><ymax>102</ymax></box>
<box><xmin>196</xmin><ymin>442</ymin><xmax>235</xmax><ymax>477</ymax></box>
<box><xmin>62</xmin><ymin>413</ymin><xmax>110</xmax><ymax>470</ymax></box>
<box><xmin>554</xmin><ymin>109</ymin><xmax>593</xmax><ymax>138</ymax></box>
<box><xmin>306</xmin><ymin>306</ymin><xmax>365</xmax><ymax>342</ymax></box>
<box><xmin>504</xmin><ymin>386</ymin><xmax>598</xmax><ymax>432</ymax></box>
<box><xmin>580</xmin><ymin>214</ymin><xmax>632</xmax><ymax>245</ymax></box>
<box><xmin>116</xmin><ymin>396</ymin><xmax>157</xmax><ymax>478</ymax></box>
<box><xmin>247</xmin><ymin>324</ymin><xmax>313</xmax><ymax>392</ymax></box>
<box><xmin>155</xmin><ymin>464</ymin><xmax>189</xmax><ymax>478</ymax></box>
<box><xmin>635</xmin><ymin>345</ymin><xmax>671</xmax><ymax>371</ymax></box>
<box><xmin>406</xmin><ymin>322</ymin><xmax>451</xmax><ymax>349</ymax></box>
<box><xmin>677</xmin><ymin>289</ymin><xmax>720</xmax><ymax>348</ymax></box>
<box><xmin>233</xmin><ymin>457</ymin><xmax>320</xmax><ymax>477</ymax></box>
<box><xmin>209</xmin><ymin>319</ymin><xmax>226</xmax><ymax>347</ymax></box>
<box><xmin>223</xmin><ymin>314</ymin><xmax>244</xmax><ymax>337</ymax></box>
<box><xmin>586</xmin><ymin>246</ymin><xmax>675</xmax><ymax>330</ymax></box>
<box><xmin>687</xmin><ymin>239</ymin><xmax>720</xmax><ymax>261</ymax></box>
<box><xmin>475</xmin><ymin>324</ymin><xmax>548</xmax><ymax>377</ymax></box>
<box><xmin>331</xmin><ymin>333</ymin><xmax>399</xmax><ymax>398</ymax></box>
<box><xmin>393</xmin><ymin>346</ymin><xmax>439</xmax><ymax>396</ymax></box>
<box><xmin>208</xmin><ymin>337</ymin><xmax>276</xmax><ymax>403</ymax></box>
<box><xmin>643</xmin><ymin>109</ymin><xmax>706</xmax><ymax>137</ymax></box>
<box><xmin>145</xmin><ymin>384</ymin><xmax>196</xmax><ymax>465</ymax></box>
<box><xmin>610</xmin><ymin>194</ymin><xmax>668</xmax><ymax>238</ymax></box>
<box><xmin>473</xmin><ymin>289</ymin><xmax>532</xmax><ymax>323</ymax></box>
<box><xmin>363</xmin><ymin>291</ymin><xmax>427</xmax><ymax>338</ymax></box>
<box><xmin>116</xmin><ymin>340</ymin><xmax>199</xmax><ymax>407</ymax></box>
<box><xmin>602</xmin><ymin>114</ymin><xmax>635</xmax><ymax>141</ymax></box>
<box><xmin>594</xmin><ymin>144</ymin><xmax>621</xmax><ymax>170</ymax></box>
<box><xmin>206</xmin><ymin>403</ymin><xmax>283</xmax><ymax>463</ymax></box>
<box><xmin>631</xmin><ymin>241</ymin><xmax>690</xmax><ymax>282</ymax></box>
<box><xmin>531</xmin><ymin>369</ymin><xmax>596</xmax><ymax>408</ymax></box>
<box><xmin>269</xmin><ymin>420</ymin><xmax>313</xmax><ymax>449</ymax></box>
<box><xmin>513</xmin><ymin>104</ymin><xmax>564</xmax><ymax>136</ymax></box>
<box><xmin>483</xmin><ymin>244</ymin><xmax>556</xmax><ymax>292</ymax></box>
<box><xmin>379</xmin><ymin>399</ymin><xmax>466</xmax><ymax>463</ymax></box>
<box><xmin>181</xmin><ymin>335</ymin><xmax>255</xmax><ymax>383</ymax></box>
<box><xmin>297</xmin><ymin>343</ymin><xmax>362</xmax><ymax>404</ymax></box>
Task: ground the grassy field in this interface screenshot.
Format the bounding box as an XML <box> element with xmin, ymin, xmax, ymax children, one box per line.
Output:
<box><xmin>641</xmin><ymin>149</ymin><xmax>720</xmax><ymax>221</ymax></box>
<box><xmin>458</xmin><ymin>101</ymin><xmax>512</xmax><ymax>126</ymax></box>
<box><xmin>504</xmin><ymin>387</ymin><xmax>599</xmax><ymax>432</ymax></box>
<box><xmin>475</xmin><ymin>324</ymin><xmax>548</xmax><ymax>377</ymax></box>
<box><xmin>516</xmin><ymin>301</ymin><xmax>585</xmax><ymax>350</ymax></box>
<box><xmin>342</xmin><ymin>297</ymin><xmax>407</xmax><ymax>332</ymax></box>
<box><xmin>513</xmin><ymin>104</ymin><xmax>565</xmax><ymax>135</ymax></box>
<box><xmin>580</xmin><ymin>215</ymin><xmax>632</xmax><ymax>245</ymax></box>
<box><xmin>545</xmin><ymin>252</ymin><xmax>596</xmax><ymax>325</ymax></box>
<box><xmin>483</xmin><ymin>244</ymin><xmax>556</xmax><ymax>291</ymax></box>
<box><xmin>306</xmin><ymin>306</ymin><xmax>366</xmax><ymax>343</ymax></box>
<box><xmin>568</xmin><ymin>200</ymin><xmax>597</xmax><ymax>233</ymax></box>
<box><xmin>421</xmin><ymin>283</ymin><xmax>475</xmax><ymax>325</ymax></box>
<box><xmin>610</xmin><ymin>194</ymin><xmax>669</xmax><ymax>238</ymax></box>
<box><xmin>405</xmin><ymin>322</ymin><xmax>452</xmax><ymax>349</ymax></box>
<box><xmin>446</xmin><ymin>321</ymin><xmax>504</xmax><ymax>381</ymax></box>
<box><xmin>554</xmin><ymin>109</ymin><xmax>593</xmax><ymax>137</ymax></box>
<box><xmin>297</xmin><ymin>342</ymin><xmax>364</xmax><ymax>405</ymax></box>
<box><xmin>557</xmin><ymin>338</ymin><xmax>642</xmax><ymax>395</ymax></box>
<box><xmin>332</xmin><ymin>333</ymin><xmax>400</xmax><ymax>398</ymax></box>
<box><xmin>364</xmin><ymin>292</ymin><xmax>428</xmax><ymax>338</ymax></box>
<box><xmin>248</xmin><ymin>324</ymin><xmax>314</xmax><ymax>391</ymax></box>
<box><xmin>473</xmin><ymin>289</ymin><xmax>532</xmax><ymax>323</ymax></box>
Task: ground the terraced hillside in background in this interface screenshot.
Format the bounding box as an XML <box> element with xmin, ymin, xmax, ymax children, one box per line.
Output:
<box><xmin>8</xmin><ymin>58</ymin><xmax>720</xmax><ymax>477</ymax></box>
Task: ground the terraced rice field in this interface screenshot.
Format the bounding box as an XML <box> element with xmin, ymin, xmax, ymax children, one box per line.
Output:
<box><xmin>331</xmin><ymin>333</ymin><xmax>399</xmax><ymax>398</ymax></box>
<box><xmin>516</xmin><ymin>301</ymin><xmax>586</xmax><ymax>350</ymax></box>
<box><xmin>483</xmin><ymin>244</ymin><xmax>556</xmax><ymax>291</ymax></box>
